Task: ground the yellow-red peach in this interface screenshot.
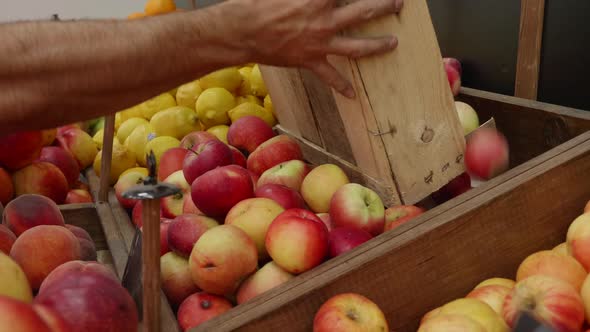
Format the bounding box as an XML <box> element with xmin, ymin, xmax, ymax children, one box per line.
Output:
<box><xmin>0</xmin><ymin>296</ymin><xmax>53</xmax><ymax>332</ymax></box>
<box><xmin>12</xmin><ymin>162</ymin><xmax>69</xmax><ymax>204</ymax></box>
<box><xmin>0</xmin><ymin>224</ymin><xmax>16</xmax><ymax>254</ymax></box>
<box><xmin>3</xmin><ymin>194</ymin><xmax>65</xmax><ymax>236</ymax></box>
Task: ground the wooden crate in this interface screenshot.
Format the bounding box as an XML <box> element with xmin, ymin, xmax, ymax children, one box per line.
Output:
<box><xmin>190</xmin><ymin>88</ymin><xmax>590</xmax><ymax>332</ymax></box>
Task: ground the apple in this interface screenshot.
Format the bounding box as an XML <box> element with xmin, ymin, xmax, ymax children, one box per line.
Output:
<box><xmin>236</xmin><ymin>261</ymin><xmax>294</xmax><ymax>304</ymax></box>
<box><xmin>266</xmin><ymin>210</ymin><xmax>329</xmax><ymax>274</ymax></box>
<box><xmin>553</xmin><ymin>242</ymin><xmax>569</xmax><ymax>255</ymax></box>
<box><xmin>328</xmin><ymin>227</ymin><xmax>372</xmax><ymax>258</ymax></box>
<box><xmin>566</xmin><ymin>213</ymin><xmax>590</xmax><ymax>271</ymax></box>
<box><xmin>255</xmin><ymin>184</ymin><xmax>307</xmax><ymax>210</ymax></box>
<box><xmin>384</xmin><ymin>205</ymin><xmax>425</xmax><ymax>232</ymax></box>
<box><xmin>0</xmin><ymin>167</ymin><xmax>14</xmax><ymax>206</ymax></box>
<box><xmin>40</xmin><ymin>128</ymin><xmax>57</xmax><ymax>146</ymax></box>
<box><xmin>316</xmin><ymin>213</ymin><xmax>334</xmax><ymax>233</ymax></box>
<box><xmin>56</xmin><ymin>124</ymin><xmax>81</xmax><ymax>136</ymax></box>
<box><xmin>431</xmin><ymin>298</ymin><xmax>508</xmax><ymax>332</ymax></box>
<box><xmin>420</xmin><ymin>307</ymin><xmax>442</xmax><ymax>325</ymax></box>
<box><xmin>274</xmin><ymin>208</ymin><xmax>324</xmax><ymax>225</ymax></box>
<box><xmin>162</xmin><ymin>170</ymin><xmax>192</xmax><ymax>219</ymax></box>
<box><xmin>248</xmin><ymin>169</ymin><xmax>260</xmax><ymax>190</ymax></box>
<box><xmin>177</xmin><ymin>292</ymin><xmax>233</xmax><ymax>331</ymax></box>
<box><xmin>65</xmin><ymin>224</ymin><xmax>97</xmax><ymax>261</ymax></box>
<box><xmin>229</xmin><ymin>145</ymin><xmax>247</xmax><ymax>168</ymax></box>
<box><xmin>0</xmin><ymin>131</ymin><xmax>43</xmax><ymax>171</ymax></box>
<box><xmin>444</xmin><ymin>61</ymin><xmax>461</xmax><ymax>97</ymax></box>
<box><xmin>0</xmin><ymin>252</ymin><xmax>33</xmax><ymax>303</ymax></box>
<box><xmin>584</xmin><ymin>200</ymin><xmax>590</xmax><ymax>213</ymax></box>
<box><xmin>257</xmin><ymin>160</ymin><xmax>311</xmax><ymax>192</ymax></box>
<box><xmin>0</xmin><ymin>225</ymin><xmax>16</xmax><ymax>254</ymax></box>
<box><xmin>114</xmin><ymin>171</ymin><xmax>146</xmax><ymax>209</ymax></box>
<box><xmin>182</xmin><ymin>140</ymin><xmax>234</xmax><ymax>185</ymax></box>
<box><xmin>73</xmin><ymin>179</ymin><xmax>90</xmax><ymax>192</ymax></box>
<box><xmin>580</xmin><ymin>274</ymin><xmax>590</xmax><ymax>324</ymax></box>
<box><xmin>189</xmin><ymin>225</ymin><xmax>258</xmax><ymax>296</ymax></box>
<box><xmin>158</xmin><ymin>147</ymin><xmax>190</xmax><ymax>182</ymax></box>
<box><xmin>0</xmin><ymin>296</ymin><xmax>53</xmax><ymax>332</ymax></box>
<box><xmin>418</xmin><ymin>314</ymin><xmax>486</xmax><ymax>332</ymax></box>
<box><xmin>161</xmin><ymin>252</ymin><xmax>200</xmax><ymax>308</ymax></box>
<box><xmin>503</xmin><ymin>275</ymin><xmax>584</xmax><ymax>331</ymax></box>
<box><xmin>182</xmin><ymin>194</ymin><xmax>203</xmax><ymax>215</ymax></box>
<box><xmin>191</xmin><ymin>165</ymin><xmax>254</xmax><ymax>218</ymax></box>
<box><xmin>180</xmin><ymin>131</ymin><xmax>218</xmax><ymax>150</ymax></box>
<box><xmin>33</xmin><ymin>305</ymin><xmax>69</xmax><ymax>332</ymax></box>
<box><xmin>474</xmin><ymin>278</ymin><xmax>516</xmax><ymax>290</ymax></box>
<box><xmin>3</xmin><ymin>194</ymin><xmax>65</xmax><ymax>236</ymax></box>
<box><xmin>465</xmin><ymin>128</ymin><xmax>509</xmax><ymax>180</ymax></box>
<box><xmin>301</xmin><ymin>164</ymin><xmax>350</xmax><ymax>213</ymax></box>
<box><xmin>227</xmin><ymin>115</ymin><xmax>276</xmax><ymax>154</ymax></box>
<box><xmin>516</xmin><ymin>250</ymin><xmax>586</xmax><ymax>291</ymax></box>
<box><xmin>225</xmin><ymin>198</ymin><xmax>284</xmax><ymax>260</ymax></box>
<box><xmin>247</xmin><ymin>135</ymin><xmax>303</xmax><ymax>176</ymax></box>
<box><xmin>167</xmin><ymin>214</ymin><xmax>219</xmax><ymax>257</ymax></box>
<box><xmin>455</xmin><ymin>101</ymin><xmax>480</xmax><ymax>136</ymax></box>
<box><xmin>56</xmin><ymin>128</ymin><xmax>98</xmax><ymax>169</ymax></box>
<box><xmin>64</xmin><ymin>189</ymin><xmax>93</xmax><ymax>204</ymax></box>
<box><xmin>37</xmin><ymin>146</ymin><xmax>80</xmax><ymax>188</ymax></box>
<box><xmin>444</xmin><ymin>57</ymin><xmax>462</xmax><ymax>75</ymax></box>
<box><xmin>466</xmin><ymin>285</ymin><xmax>511</xmax><ymax>315</ymax></box>
<box><xmin>313</xmin><ymin>293</ymin><xmax>388</xmax><ymax>332</ymax></box>
<box><xmin>12</xmin><ymin>162</ymin><xmax>69</xmax><ymax>204</ymax></box>
<box><xmin>329</xmin><ymin>183</ymin><xmax>385</xmax><ymax>236</ymax></box>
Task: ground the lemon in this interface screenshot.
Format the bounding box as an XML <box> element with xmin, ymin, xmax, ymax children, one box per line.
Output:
<box><xmin>93</xmin><ymin>140</ymin><xmax>137</xmax><ymax>185</ymax></box>
<box><xmin>264</xmin><ymin>94</ymin><xmax>274</xmax><ymax>116</ymax></box>
<box><xmin>117</xmin><ymin>117</ymin><xmax>149</xmax><ymax>144</ymax></box>
<box><xmin>150</xmin><ymin>106</ymin><xmax>200</xmax><ymax>139</ymax></box>
<box><xmin>207</xmin><ymin>125</ymin><xmax>229</xmax><ymax>144</ymax></box>
<box><xmin>228</xmin><ymin>102</ymin><xmax>277</xmax><ymax>127</ymax></box>
<box><xmin>121</xmin><ymin>167</ymin><xmax>149</xmax><ymax>178</ymax></box>
<box><xmin>145</xmin><ymin>0</ymin><xmax>176</xmax><ymax>16</ymax></box>
<box><xmin>237</xmin><ymin>95</ymin><xmax>263</xmax><ymax>106</ymax></box>
<box><xmin>125</xmin><ymin>124</ymin><xmax>156</xmax><ymax>166</ymax></box>
<box><xmin>143</xmin><ymin>136</ymin><xmax>180</xmax><ymax>167</ymax></box>
<box><xmin>250</xmin><ymin>64</ymin><xmax>268</xmax><ymax>97</ymax></box>
<box><xmin>196</xmin><ymin>87</ymin><xmax>235</xmax><ymax>129</ymax></box>
<box><xmin>119</xmin><ymin>105</ymin><xmax>143</xmax><ymax>123</ymax></box>
<box><xmin>115</xmin><ymin>113</ymin><xmax>123</xmax><ymax>131</ymax></box>
<box><xmin>237</xmin><ymin>66</ymin><xmax>253</xmax><ymax>96</ymax></box>
<box><xmin>93</xmin><ymin>129</ymin><xmax>121</xmax><ymax>150</ymax></box>
<box><xmin>138</xmin><ymin>93</ymin><xmax>177</xmax><ymax>120</ymax></box>
<box><xmin>199</xmin><ymin>67</ymin><xmax>242</xmax><ymax>92</ymax></box>
<box><xmin>176</xmin><ymin>80</ymin><xmax>202</xmax><ymax>109</ymax></box>
<box><xmin>169</xmin><ymin>87</ymin><xmax>179</xmax><ymax>97</ymax></box>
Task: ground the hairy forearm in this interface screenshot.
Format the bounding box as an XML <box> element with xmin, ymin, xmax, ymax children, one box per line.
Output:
<box><xmin>0</xmin><ymin>2</ymin><xmax>252</xmax><ymax>134</ymax></box>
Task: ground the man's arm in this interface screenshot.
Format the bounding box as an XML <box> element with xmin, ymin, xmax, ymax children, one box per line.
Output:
<box><xmin>0</xmin><ymin>0</ymin><xmax>402</xmax><ymax>134</ymax></box>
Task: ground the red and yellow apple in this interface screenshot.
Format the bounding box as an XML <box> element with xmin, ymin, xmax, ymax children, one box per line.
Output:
<box><xmin>180</xmin><ymin>131</ymin><xmax>218</xmax><ymax>150</ymax></box>
<box><xmin>0</xmin><ymin>252</ymin><xmax>33</xmax><ymax>303</ymax></box>
<box><xmin>33</xmin><ymin>305</ymin><xmax>69</xmax><ymax>332</ymax></box>
<box><xmin>162</xmin><ymin>170</ymin><xmax>192</xmax><ymax>219</ymax></box>
<box><xmin>257</xmin><ymin>160</ymin><xmax>311</xmax><ymax>192</ymax></box>
<box><xmin>3</xmin><ymin>194</ymin><xmax>65</xmax><ymax>236</ymax></box>
<box><xmin>227</xmin><ymin>115</ymin><xmax>276</xmax><ymax>154</ymax></box>
<box><xmin>418</xmin><ymin>314</ymin><xmax>486</xmax><ymax>332</ymax></box>
<box><xmin>474</xmin><ymin>277</ymin><xmax>516</xmax><ymax>290</ymax></box>
<box><xmin>0</xmin><ymin>167</ymin><xmax>14</xmax><ymax>206</ymax></box>
<box><xmin>301</xmin><ymin>164</ymin><xmax>349</xmax><ymax>213</ymax></box>
<box><xmin>579</xmin><ymin>274</ymin><xmax>590</xmax><ymax>324</ymax></box>
<box><xmin>553</xmin><ymin>242</ymin><xmax>569</xmax><ymax>255</ymax></box>
<box><xmin>37</xmin><ymin>146</ymin><xmax>80</xmax><ymax>188</ymax></box>
<box><xmin>330</xmin><ymin>183</ymin><xmax>385</xmax><ymax>236</ymax></box>
<box><xmin>516</xmin><ymin>250</ymin><xmax>586</xmax><ymax>291</ymax></box>
<box><xmin>431</xmin><ymin>298</ymin><xmax>508</xmax><ymax>332</ymax></box>
<box><xmin>328</xmin><ymin>227</ymin><xmax>373</xmax><ymax>258</ymax></box>
<box><xmin>161</xmin><ymin>252</ymin><xmax>200</xmax><ymax>308</ymax></box>
<box><xmin>160</xmin><ymin>218</ymin><xmax>173</xmax><ymax>256</ymax></box>
<box><xmin>313</xmin><ymin>293</ymin><xmax>388</xmax><ymax>332</ymax></box>
<box><xmin>12</xmin><ymin>162</ymin><xmax>69</xmax><ymax>204</ymax></box>
<box><xmin>167</xmin><ymin>214</ymin><xmax>219</xmax><ymax>257</ymax></box>
<box><xmin>384</xmin><ymin>205</ymin><xmax>425</xmax><ymax>232</ymax></box>
<box><xmin>114</xmin><ymin>170</ymin><xmax>146</xmax><ymax>209</ymax></box>
<box><xmin>236</xmin><ymin>261</ymin><xmax>294</xmax><ymax>304</ymax></box>
<box><xmin>229</xmin><ymin>145</ymin><xmax>247</xmax><ymax>168</ymax></box>
<box><xmin>254</xmin><ymin>183</ymin><xmax>307</xmax><ymax>210</ymax></box>
<box><xmin>466</xmin><ymin>284</ymin><xmax>511</xmax><ymax>315</ymax></box>
<box><xmin>40</xmin><ymin>128</ymin><xmax>57</xmax><ymax>146</ymax></box>
<box><xmin>56</xmin><ymin>128</ymin><xmax>98</xmax><ymax>169</ymax></box>
<box><xmin>317</xmin><ymin>213</ymin><xmax>333</xmax><ymax>233</ymax></box>
<box><xmin>566</xmin><ymin>213</ymin><xmax>590</xmax><ymax>271</ymax></box>
<box><xmin>65</xmin><ymin>189</ymin><xmax>93</xmax><ymax>204</ymax></box>
<box><xmin>246</xmin><ymin>135</ymin><xmax>303</xmax><ymax>176</ymax></box>
<box><xmin>0</xmin><ymin>131</ymin><xmax>44</xmax><ymax>171</ymax></box>
<box><xmin>182</xmin><ymin>139</ymin><xmax>234</xmax><ymax>185</ymax></box>
<box><xmin>177</xmin><ymin>292</ymin><xmax>233</xmax><ymax>331</ymax></box>
<box><xmin>465</xmin><ymin>128</ymin><xmax>509</xmax><ymax>180</ymax></box>
<box><xmin>158</xmin><ymin>147</ymin><xmax>189</xmax><ymax>182</ymax></box>
<box><xmin>182</xmin><ymin>194</ymin><xmax>203</xmax><ymax>215</ymax></box>
<box><xmin>0</xmin><ymin>296</ymin><xmax>53</xmax><ymax>332</ymax></box>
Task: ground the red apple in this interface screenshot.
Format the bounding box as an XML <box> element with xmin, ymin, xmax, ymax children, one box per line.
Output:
<box><xmin>465</xmin><ymin>129</ymin><xmax>509</xmax><ymax>180</ymax></box>
<box><xmin>182</xmin><ymin>140</ymin><xmax>234</xmax><ymax>185</ymax></box>
<box><xmin>162</xmin><ymin>170</ymin><xmax>192</xmax><ymax>219</ymax></box>
<box><xmin>114</xmin><ymin>171</ymin><xmax>146</xmax><ymax>209</ymax></box>
<box><xmin>330</xmin><ymin>183</ymin><xmax>385</xmax><ymax>236</ymax></box>
<box><xmin>229</xmin><ymin>145</ymin><xmax>247</xmax><ymax>168</ymax></box>
<box><xmin>0</xmin><ymin>296</ymin><xmax>53</xmax><ymax>332</ymax></box>
<box><xmin>161</xmin><ymin>252</ymin><xmax>200</xmax><ymax>308</ymax></box>
<box><xmin>0</xmin><ymin>167</ymin><xmax>14</xmax><ymax>206</ymax></box>
<box><xmin>427</xmin><ymin>298</ymin><xmax>508</xmax><ymax>331</ymax></box>
<box><xmin>64</xmin><ymin>189</ymin><xmax>93</xmax><ymax>204</ymax></box>
<box><xmin>191</xmin><ymin>165</ymin><xmax>254</xmax><ymax>218</ymax></box>
<box><xmin>227</xmin><ymin>115</ymin><xmax>276</xmax><ymax>154</ymax></box>
<box><xmin>65</xmin><ymin>224</ymin><xmax>97</xmax><ymax>261</ymax></box>
<box><xmin>255</xmin><ymin>183</ymin><xmax>307</xmax><ymax>210</ymax></box>
<box><xmin>444</xmin><ymin>61</ymin><xmax>461</xmax><ymax>97</ymax></box>
<box><xmin>0</xmin><ymin>225</ymin><xmax>16</xmax><ymax>254</ymax></box>
<box><xmin>12</xmin><ymin>162</ymin><xmax>69</xmax><ymax>204</ymax></box>
<box><xmin>37</xmin><ymin>146</ymin><xmax>80</xmax><ymax>188</ymax></box>
<box><xmin>313</xmin><ymin>293</ymin><xmax>388</xmax><ymax>332</ymax></box>
<box><xmin>316</xmin><ymin>213</ymin><xmax>333</xmax><ymax>233</ymax></box>
<box><xmin>384</xmin><ymin>205</ymin><xmax>425</xmax><ymax>232</ymax></box>
<box><xmin>236</xmin><ymin>261</ymin><xmax>294</xmax><ymax>305</ymax></box>
<box><xmin>444</xmin><ymin>57</ymin><xmax>462</xmax><ymax>75</ymax></box>
<box><xmin>0</xmin><ymin>131</ymin><xmax>44</xmax><ymax>171</ymax></box>
<box><xmin>158</xmin><ymin>147</ymin><xmax>190</xmax><ymax>182</ymax></box>
<box><xmin>247</xmin><ymin>135</ymin><xmax>303</xmax><ymax>176</ymax></box>
<box><xmin>328</xmin><ymin>227</ymin><xmax>373</xmax><ymax>258</ymax></box>
<box><xmin>167</xmin><ymin>214</ymin><xmax>219</xmax><ymax>257</ymax></box>
<box><xmin>56</xmin><ymin>128</ymin><xmax>98</xmax><ymax>170</ymax></box>
<box><xmin>257</xmin><ymin>159</ymin><xmax>311</xmax><ymax>192</ymax></box>
<box><xmin>180</xmin><ymin>131</ymin><xmax>218</xmax><ymax>150</ymax></box>
<box><xmin>182</xmin><ymin>194</ymin><xmax>203</xmax><ymax>215</ymax></box>
<box><xmin>177</xmin><ymin>292</ymin><xmax>233</xmax><ymax>331</ymax></box>
<box><xmin>466</xmin><ymin>284</ymin><xmax>511</xmax><ymax>315</ymax></box>
<box><xmin>3</xmin><ymin>194</ymin><xmax>65</xmax><ymax>236</ymax></box>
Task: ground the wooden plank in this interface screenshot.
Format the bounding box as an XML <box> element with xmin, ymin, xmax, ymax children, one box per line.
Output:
<box><xmin>109</xmin><ymin>190</ymin><xmax>136</xmax><ymax>251</ymax></box>
<box><xmin>194</xmin><ymin>130</ymin><xmax>590</xmax><ymax>332</ymax></box>
<box><xmin>60</xmin><ymin>203</ymin><xmax>108</xmax><ymax>251</ymax></box>
<box><xmin>99</xmin><ymin>115</ymin><xmax>116</xmax><ymax>201</ymax></box>
<box><xmin>514</xmin><ymin>0</ymin><xmax>546</xmax><ymax>99</ymax></box>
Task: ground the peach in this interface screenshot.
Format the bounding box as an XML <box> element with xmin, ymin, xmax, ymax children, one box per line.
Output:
<box><xmin>10</xmin><ymin>225</ymin><xmax>82</xmax><ymax>290</ymax></box>
<box><xmin>182</xmin><ymin>139</ymin><xmax>234</xmax><ymax>185</ymax></box>
<box><xmin>257</xmin><ymin>159</ymin><xmax>311</xmax><ymax>192</ymax></box>
<box><xmin>0</xmin><ymin>252</ymin><xmax>33</xmax><ymax>303</ymax></box>
<box><xmin>566</xmin><ymin>213</ymin><xmax>590</xmax><ymax>271</ymax></box>
<box><xmin>301</xmin><ymin>164</ymin><xmax>350</xmax><ymax>213</ymax></box>
<box><xmin>3</xmin><ymin>194</ymin><xmax>65</xmax><ymax>236</ymax></box>
<box><xmin>12</xmin><ymin>162</ymin><xmax>69</xmax><ymax>204</ymax></box>
<box><xmin>465</xmin><ymin>128</ymin><xmax>509</xmax><ymax>180</ymax></box>
<box><xmin>246</xmin><ymin>135</ymin><xmax>303</xmax><ymax>176</ymax></box>
<box><xmin>65</xmin><ymin>224</ymin><xmax>97</xmax><ymax>261</ymax></box>
<box><xmin>33</xmin><ymin>305</ymin><xmax>69</xmax><ymax>332</ymax></box>
<box><xmin>330</xmin><ymin>183</ymin><xmax>385</xmax><ymax>236</ymax></box>
<box><xmin>328</xmin><ymin>227</ymin><xmax>373</xmax><ymax>258</ymax></box>
<box><xmin>180</xmin><ymin>131</ymin><xmax>218</xmax><ymax>150</ymax></box>
<box><xmin>41</xmin><ymin>128</ymin><xmax>57</xmax><ymax>146</ymax></box>
<box><xmin>64</xmin><ymin>189</ymin><xmax>93</xmax><ymax>204</ymax></box>
<box><xmin>38</xmin><ymin>260</ymin><xmax>119</xmax><ymax>295</ymax></box>
<box><xmin>167</xmin><ymin>214</ymin><xmax>219</xmax><ymax>257</ymax></box>
<box><xmin>385</xmin><ymin>205</ymin><xmax>425</xmax><ymax>232</ymax></box>
<box><xmin>434</xmin><ymin>298</ymin><xmax>508</xmax><ymax>332</ymax></box>
<box><xmin>0</xmin><ymin>131</ymin><xmax>44</xmax><ymax>171</ymax></box>
<box><xmin>0</xmin><ymin>167</ymin><xmax>14</xmax><ymax>205</ymax></box>
<box><xmin>227</xmin><ymin>115</ymin><xmax>276</xmax><ymax>154</ymax></box>
<box><xmin>189</xmin><ymin>225</ymin><xmax>258</xmax><ymax>296</ymax></box>
<box><xmin>466</xmin><ymin>285</ymin><xmax>511</xmax><ymax>315</ymax></box>
<box><xmin>56</xmin><ymin>128</ymin><xmax>98</xmax><ymax>169</ymax></box>
<box><xmin>225</xmin><ymin>197</ymin><xmax>285</xmax><ymax>260</ymax></box>
<box><xmin>0</xmin><ymin>296</ymin><xmax>53</xmax><ymax>332</ymax></box>
<box><xmin>0</xmin><ymin>224</ymin><xmax>16</xmax><ymax>254</ymax></box>
<box><xmin>114</xmin><ymin>170</ymin><xmax>146</xmax><ymax>209</ymax></box>
<box><xmin>177</xmin><ymin>292</ymin><xmax>233</xmax><ymax>331</ymax></box>
<box><xmin>37</xmin><ymin>146</ymin><xmax>80</xmax><ymax>188</ymax></box>
<box><xmin>474</xmin><ymin>277</ymin><xmax>516</xmax><ymax>290</ymax></box>
<box><xmin>182</xmin><ymin>194</ymin><xmax>203</xmax><ymax>215</ymax></box>
<box><xmin>161</xmin><ymin>252</ymin><xmax>200</xmax><ymax>308</ymax></box>
<box><xmin>162</xmin><ymin>170</ymin><xmax>192</xmax><ymax>218</ymax></box>
<box><xmin>313</xmin><ymin>293</ymin><xmax>388</xmax><ymax>332</ymax></box>
<box><xmin>255</xmin><ymin>183</ymin><xmax>307</xmax><ymax>210</ymax></box>
<box><xmin>236</xmin><ymin>261</ymin><xmax>294</xmax><ymax>304</ymax></box>
<box><xmin>516</xmin><ymin>250</ymin><xmax>587</xmax><ymax>290</ymax></box>
<box><xmin>229</xmin><ymin>145</ymin><xmax>247</xmax><ymax>168</ymax></box>
<box><xmin>158</xmin><ymin>147</ymin><xmax>190</xmax><ymax>182</ymax></box>
<box><xmin>418</xmin><ymin>314</ymin><xmax>486</xmax><ymax>332</ymax></box>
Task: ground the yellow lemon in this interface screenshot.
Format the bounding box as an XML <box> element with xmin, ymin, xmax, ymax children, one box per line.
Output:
<box><xmin>143</xmin><ymin>136</ymin><xmax>180</xmax><ymax>167</ymax></box>
<box><xmin>237</xmin><ymin>66</ymin><xmax>253</xmax><ymax>96</ymax></box>
<box><xmin>250</xmin><ymin>64</ymin><xmax>268</xmax><ymax>97</ymax></box>
<box><xmin>207</xmin><ymin>125</ymin><xmax>229</xmax><ymax>144</ymax></box>
<box><xmin>138</xmin><ymin>93</ymin><xmax>177</xmax><ymax>120</ymax></box>
<box><xmin>93</xmin><ymin>129</ymin><xmax>121</xmax><ymax>150</ymax></box>
<box><xmin>0</xmin><ymin>252</ymin><xmax>33</xmax><ymax>303</ymax></box>
<box><xmin>117</xmin><ymin>117</ymin><xmax>150</xmax><ymax>144</ymax></box>
<box><xmin>196</xmin><ymin>87</ymin><xmax>235</xmax><ymax>129</ymax></box>
<box><xmin>145</xmin><ymin>0</ymin><xmax>176</xmax><ymax>16</ymax></box>
<box><xmin>125</xmin><ymin>124</ymin><xmax>156</xmax><ymax>167</ymax></box>
<box><xmin>199</xmin><ymin>67</ymin><xmax>242</xmax><ymax>92</ymax></box>
<box><xmin>228</xmin><ymin>102</ymin><xmax>277</xmax><ymax>127</ymax></box>
<box><xmin>150</xmin><ymin>106</ymin><xmax>200</xmax><ymax>139</ymax></box>
<box><xmin>118</xmin><ymin>105</ymin><xmax>143</xmax><ymax>123</ymax></box>
<box><xmin>93</xmin><ymin>140</ymin><xmax>137</xmax><ymax>185</ymax></box>
<box><xmin>176</xmin><ymin>80</ymin><xmax>203</xmax><ymax>109</ymax></box>
<box><xmin>115</xmin><ymin>112</ymin><xmax>123</xmax><ymax>131</ymax></box>
<box><xmin>121</xmin><ymin>167</ymin><xmax>149</xmax><ymax>178</ymax></box>
<box><xmin>236</xmin><ymin>95</ymin><xmax>262</xmax><ymax>106</ymax></box>
<box><xmin>264</xmin><ymin>94</ymin><xmax>274</xmax><ymax>116</ymax></box>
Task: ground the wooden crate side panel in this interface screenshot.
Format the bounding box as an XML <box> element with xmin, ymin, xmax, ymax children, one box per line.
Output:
<box><xmin>60</xmin><ymin>203</ymin><xmax>107</xmax><ymax>251</ymax></box>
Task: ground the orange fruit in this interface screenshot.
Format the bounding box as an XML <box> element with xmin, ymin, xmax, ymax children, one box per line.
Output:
<box><xmin>145</xmin><ymin>0</ymin><xmax>176</xmax><ymax>16</ymax></box>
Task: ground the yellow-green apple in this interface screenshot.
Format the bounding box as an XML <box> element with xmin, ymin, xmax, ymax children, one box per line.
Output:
<box><xmin>37</xmin><ymin>146</ymin><xmax>80</xmax><ymax>188</ymax></box>
<box><xmin>317</xmin><ymin>213</ymin><xmax>333</xmax><ymax>232</ymax></box>
<box><xmin>516</xmin><ymin>250</ymin><xmax>586</xmax><ymax>290</ymax></box>
<box><xmin>158</xmin><ymin>147</ymin><xmax>189</xmax><ymax>182</ymax></box>
<box><xmin>434</xmin><ymin>298</ymin><xmax>508</xmax><ymax>332</ymax></box>
<box><xmin>246</xmin><ymin>135</ymin><xmax>303</xmax><ymax>176</ymax></box>
<box><xmin>180</xmin><ymin>131</ymin><xmax>218</xmax><ymax>150</ymax></box>
<box><xmin>33</xmin><ymin>304</ymin><xmax>69</xmax><ymax>332</ymax></box>
<box><xmin>474</xmin><ymin>278</ymin><xmax>516</xmax><ymax>290</ymax></box>
<box><xmin>177</xmin><ymin>292</ymin><xmax>233</xmax><ymax>331</ymax></box>
<box><xmin>301</xmin><ymin>164</ymin><xmax>350</xmax><ymax>213</ymax></box>
<box><xmin>168</xmin><ymin>214</ymin><xmax>219</xmax><ymax>257</ymax></box>
<box><xmin>313</xmin><ymin>293</ymin><xmax>388</xmax><ymax>332</ymax></box>
<box><xmin>3</xmin><ymin>194</ymin><xmax>65</xmax><ymax>236</ymax></box>
<box><xmin>225</xmin><ymin>198</ymin><xmax>284</xmax><ymax>260</ymax></box>
<box><xmin>566</xmin><ymin>213</ymin><xmax>590</xmax><ymax>271</ymax></box>
<box><xmin>114</xmin><ymin>171</ymin><xmax>146</xmax><ymax>209</ymax></box>
<box><xmin>162</xmin><ymin>170</ymin><xmax>192</xmax><ymax>218</ymax></box>
<box><xmin>330</xmin><ymin>183</ymin><xmax>385</xmax><ymax>236</ymax></box>
<box><xmin>503</xmin><ymin>275</ymin><xmax>584</xmax><ymax>331</ymax></box>
<box><xmin>182</xmin><ymin>194</ymin><xmax>203</xmax><ymax>215</ymax></box>
<box><xmin>189</xmin><ymin>225</ymin><xmax>258</xmax><ymax>295</ymax></box>
<box><xmin>418</xmin><ymin>314</ymin><xmax>486</xmax><ymax>332</ymax></box>
<box><xmin>65</xmin><ymin>224</ymin><xmax>97</xmax><ymax>261</ymax></box>
<box><xmin>191</xmin><ymin>165</ymin><xmax>254</xmax><ymax>218</ymax></box>
<box><xmin>0</xmin><ymin>296</ymin><xmax>53</xmax><ymax>332</ymax></box>
<box><xmin>0</xmin><ymin>252</ymin><xmax>33</xmax><ymax>302</ymax></box>
<box><xmin>553</xmin><ymin>242</ymin><xmax>569</xmax><ymax>255</ymax></box>
<box><xmin>579</xmin><ymin>274</ymin><xmax>590</xmax><ymax>323</ymax></box>
<box><xmin>38</xmin><ymin>260</ymin><xmax>119</xmax><ymax>295</ymax></box>
<box><xmin>257</xmin><ymin>160</ymin><xmax>311</xmax><ymax>192</ymax></box>
<box><xmin>585</xmin><ymin>200</ymin><xmax>590</xmax><ymax>213</ymax></box>
<box><xmin>56</xmin><ymin>128</ymin><xmax>98</xmax><ymax>169</ymax></box>
<box><xmin>0</xmin><ymin>167</ymin><xmax>14</xmax><ymax>206</ymax></box>
<box><xmin>229</xmin><ymin>145</ymin><xmax>247</xmax><ymax>168</ymax></box>
<box><xmin>255</xmin><ymin>184</ymin><xmax>307</xmax><ymax>210</ymax></box>
<box><xmin>227</xmin><ymin>115</ymin><xmax>276</xmax><ymax>154</ymax></box>
<box><xmin>444</xmin><ymin>60</ymin><xmax>461</xmax><ymax>97</ymax></box>
<box><xmin>161</xmin><ymin>252</ymin><xmax>200</xmax><ymax>308</ymax></box>
<box><xmin>12</xmin><ymin>162</ymin><xmax>69</xmax><ymax>204</ymax></box>
<box><xmin>0</xmin><ymin>131</ymin><xmax>43</xmax><ymax>171</ymax></box>
<box><xmin>455</xmin><ymin>101</ymin><xmax>480</xmax><ymax>136</ymax></box>
<box><xmin>465</xmin><ymin>129</ymin><xmax>509</xmax><ymax>180</ymax></box>
<box><xmin>236</xmin><ymin>261</ymin><xmax>294</xmax><ymax>304</ymax></box>
<box><xmin>328</xmin><ymin>226</ymin><xmax>373</xmax><ymax>258</ymax></box>
<box><xmin>182</xmin><ymin>140</ymin><xmax>234</xmax><ymax>185</ymax></box>
<box><xmin>64</xmin><ymin>189</ymin><xmax>93</xmax><ymax>204</ymax></box>
<box><xmin>131</xmin><ymin>201</ymin><xmax>164</xmax><ymax>228</ymax></box>
<box><xmin>420</xmin><ymin>307</ymin><xmax>441</xmax><ymax>325</ymax></box>
<box><xmin>384</xmin><ymin>205</ymin><xmax>425</xmax><ymax>232</ymax></box>
<box><xmin>466</xmin><ymin>285</ymin><xmax>511</xmax><ymax>315</ymax></box>
<box><xmin>41</xmin><ymin>128</ymin><xmax>57</xmax><ymax>146</ymax></box>
<box><xmin>0</xmin><ymin>225</ymin><xmax>16</xmax><ymax>254</ymax></box>
<box><xmin>265</xmin><ymin>209</ymin><xmax>328</xmax><ymax>274</ymax></box>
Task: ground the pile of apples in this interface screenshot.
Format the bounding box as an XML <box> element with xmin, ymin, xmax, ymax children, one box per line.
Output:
<box><xmin>417</xmin><ymin>201</ymin><xmax>590</xmax><ymax>332</ymax></box>
<box><xmin>0</xmin><ymin>193</ymin><xmax>138</xmax><ymax>331</ymax></box>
